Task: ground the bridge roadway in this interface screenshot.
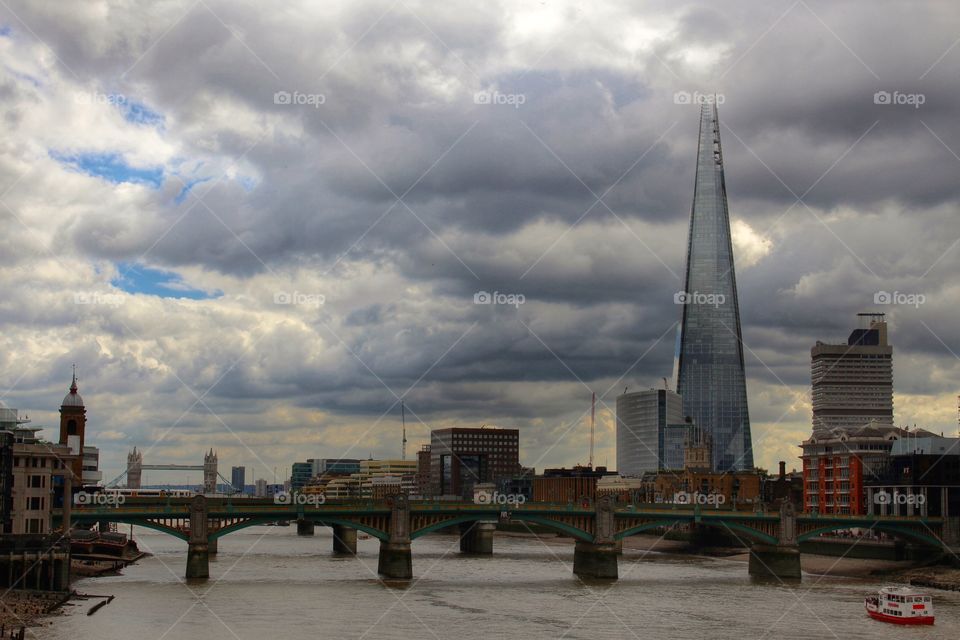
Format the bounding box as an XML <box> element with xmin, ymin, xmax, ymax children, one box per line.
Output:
<box><xmin>60</xmin><ymin>495</ymin><xmax>960</xmax><ymax>581</ymax></box>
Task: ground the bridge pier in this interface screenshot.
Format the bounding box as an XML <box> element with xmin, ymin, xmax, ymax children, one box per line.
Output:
<box><xmin>378</xmin><ymin>541</ymin><xmax>412</xmax><ymax>579</ymax></box>
<box><xmin>574</xmin><ymin>496</ymin><xmax>618</xmax><ymax>579</ymax></box>
<box><xmin>573</xmin><ymin>542</ymin><xmax>618</xmax><ymax>579</ymax></box>
<box><xmin>208</xmin><ymin>536</ymin><xmax>218</xmax><ymax>555</ymax></box>
<box><xmin>748</xmin><ymin>544</ymin><xmax>801</xmax><ymax>580</ymax></box>
<box><xmin>378</xmin><ymin>495</ymin><xmax>412</xmax><ymax>579</ymax></box>
<box><xmin>186</xmin><ymin>541</ymin><xmax>210</xmax><ymax>579</ymax></box>
<box><xmin>749</xmin><ymin>502</ymin><xmax>800</xmax><ymax>580</ymax></box>
<box><xmin>297</xmin><ymin>519</ymin><xmax>315</xmax><ymax>536</ymax></box>
<box><xmin>332</xmin><ymin>525</ymin><xmax>357</xmax><ymax>555</ymax></box>
<box><xmin>459</xmin><ymin>521</ymin><xmax>494</xmax><ymax>554</ymax></box>
<box><xmin>186</xmin><ymin>495</ymin><xmax>210</xmax><ymax>579</ymax></box>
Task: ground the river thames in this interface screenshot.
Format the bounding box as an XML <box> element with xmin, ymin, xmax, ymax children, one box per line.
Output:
<box><xmin>46</xmin><ymin>526</ymin><xmax>959</xmax><ymax>639</ymax></box>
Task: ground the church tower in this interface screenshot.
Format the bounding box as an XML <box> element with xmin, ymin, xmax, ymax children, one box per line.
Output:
<box><xmin>59</xmin><ymin>366</ymin><xmax>86</xmax><ymax>482</ymax></box>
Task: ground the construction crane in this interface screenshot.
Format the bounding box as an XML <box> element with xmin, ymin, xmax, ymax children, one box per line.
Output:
<box><xmin>401</xmin><ymin>401</ymin><xmax>407</xmax><ymax>461</ymax></box>
<box><xmin>588</xmin><ymin>391</ymin><xmax>596</xmax><ymax>469</ymax></box>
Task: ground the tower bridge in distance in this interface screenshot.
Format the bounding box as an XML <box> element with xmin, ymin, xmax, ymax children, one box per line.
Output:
<box><xmin>60</xmin><ymin>496</ymin><xmax>960</xmax><ymax>581</ymax></box>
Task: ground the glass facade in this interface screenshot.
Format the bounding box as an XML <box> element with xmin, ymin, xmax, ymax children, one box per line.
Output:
<box><xmin>676</xmin><ymin>104</ymin><xmax>754</xmax><ymax>472</ymax></box>
<box><xmin>616</xmin><ymin>390</ymin><xmax>684</xmax><ymax>475</ymax></box>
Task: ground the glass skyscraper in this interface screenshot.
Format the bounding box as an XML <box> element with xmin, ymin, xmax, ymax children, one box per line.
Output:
<box><xmin>676</xmin><ymin>103</ymin><xmax>754</xmax><ymax>472</ymax></box>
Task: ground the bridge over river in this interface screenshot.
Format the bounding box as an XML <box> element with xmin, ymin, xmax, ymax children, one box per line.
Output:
<box><xmin>60</xmin><ymin>496</ymin><xmax>960</xmax><ymax>581</ymax></box>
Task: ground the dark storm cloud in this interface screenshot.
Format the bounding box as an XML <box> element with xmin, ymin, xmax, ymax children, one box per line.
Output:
<box><xmin>2</xmin><ymin>0</ymin><xmax>960</xmax><ymax>477</ymax></box>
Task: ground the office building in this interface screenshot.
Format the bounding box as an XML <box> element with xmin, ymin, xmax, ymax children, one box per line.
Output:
<box><xmin>429</xmin><ymin>427</ymin><xmax>520</xmax><ymax>499</ymax></box>
<box><xmin>290</xmin><ymin>462</ymin><xmax>312</xmax><ymax>491</ymax></box>
<box><xmin>811</xmin><ymin>313</ymin><xmax>894</xmax><ymax>432</ymax></box>
<box><xmin>231</xmin><ymin>466</ymin><xmax>246</xmax><ymax>493</ymax></box>
<box><xmin>616</xmin><ymin>389</ymin><xmax>684</xmax><ymax>475</ymax></box>
<box><xmin>532</xmin><ymin>466</ymin><xmax>617</xmax><ymax>503</ymax></box>
<box><xmin>676</xmin><ymin>104</ymin><xmax>754</xmax><ymax>472</ymax></box>
<box><xmin>800</xmin><ymin>424</ymin><xmax>908</xmax><ymax>515</ymax></box>
<box><xmin>866</xmin><ymin>433</ymin><xmax>960</xmax><ymax>517</ymax></box>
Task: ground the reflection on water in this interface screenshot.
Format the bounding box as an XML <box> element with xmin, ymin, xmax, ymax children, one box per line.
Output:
<box><xmin>44</xmin><ymin>526</ymin><xmax>960</xmax><ymax>639</ymax></box>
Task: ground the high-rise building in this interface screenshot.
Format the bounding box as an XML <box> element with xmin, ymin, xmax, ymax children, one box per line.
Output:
<box><xmin>676</xmin><ymin>103</ymin><xmax>753</xmax><ymax>472</ymax></box>
<box><xmin>231</xmin><ymin>466</ymin><xmax>246</xmax><ymax>493</ymax></box>
<box><xmin>429</xmin><ymin>427</ymin><xmax>520</xmax><ymax>499</ymax></box>
<box><xmin>616</xmin><ymin>389</ymin><xmax>684</xmax><ymax>475</ymax></box>
<box><xmin>811</xmin><ymin>313</ymin><xmax>893</xmax><ymax>432</ymax></box>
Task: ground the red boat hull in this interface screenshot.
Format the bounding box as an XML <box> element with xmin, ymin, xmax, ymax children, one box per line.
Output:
<box><xmin>867</xmin><ymin>608</ymin><xmax>934</xmax><ymax>625</ymax></box>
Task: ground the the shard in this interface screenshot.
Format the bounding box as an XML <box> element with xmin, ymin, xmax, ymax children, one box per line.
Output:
<box><xmin>676</xmin><ymin>103</ymin><xmax>754</xmax><ymax>472</ymax></box>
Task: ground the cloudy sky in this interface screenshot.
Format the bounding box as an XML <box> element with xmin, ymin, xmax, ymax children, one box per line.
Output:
<box><xmin>1</xmin><ymin>0</ymin><xmax>959</xmax><ymax>485</ymax></box>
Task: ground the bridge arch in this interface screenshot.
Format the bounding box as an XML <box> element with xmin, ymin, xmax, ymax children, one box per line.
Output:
<box><xmin>797</xmin><ymin>523</ymin><xmax>943</xmax><ymax>548</ymax></box>
<box><xmin>411</xmin><ymin>513</ymin><xmax>593</xmax><ymax>542</ymax></box>
<box><xmin>212</xmin><ymin>516</ymin><xmax>389</xmax><ymax>541</ymax></box>
<box><xmin>615</xmin><ymin>517</ymin><xmax>780</xmax><ymax>546</ymax></box>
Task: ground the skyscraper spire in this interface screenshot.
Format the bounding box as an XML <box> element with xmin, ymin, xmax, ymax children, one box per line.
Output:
<box><xmin>676</xmin><ymin>102</ymin><xmax>753</xmax><ymax>472</ymax></box>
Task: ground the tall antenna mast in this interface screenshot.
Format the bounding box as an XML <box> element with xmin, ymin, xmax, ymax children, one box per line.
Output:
<box><xmin>589</xmin><ymin>391</ymin><xmax>595</xmax><ymax>469</ymax></box>
<box><xmin>401</xmin><ymin>401</ymin><xmax>407</xmax><ymax>460</ymax></box>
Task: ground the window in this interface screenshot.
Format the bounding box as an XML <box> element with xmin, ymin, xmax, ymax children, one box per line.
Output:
<box><xmin>29</xmin><ymin>475</ymin><xmax>43</xmax><ymax>488</ymax></box>
<box><xmin>28</xmin><ymin>496</ymin><xmax>43</xmax><ymax>510</ymax></box>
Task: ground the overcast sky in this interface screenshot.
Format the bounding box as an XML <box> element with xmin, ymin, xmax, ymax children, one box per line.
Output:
<box><xmin>1</xmin><ymin>0</ymin><xmax>959</xmax><ymax>484</ymax></box>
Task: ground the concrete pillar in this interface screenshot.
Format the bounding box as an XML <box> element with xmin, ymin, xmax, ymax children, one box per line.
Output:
<box><xmin>332</xmin><ymin>525</ymin><xmax>357</xmax><ymax>555</ymax></box>
<box><xmin>748</xmin><ymin>544</ymin><xmax>801</xmax><ymax>580</ymax></box>
<box><xmin>297</xmin><ymin>519</ymin><xmax>315</xmax><ymax>536</ymax></box>
<box><xmin>378</xmin><ymin>541</ymin><xmax>412</xmax><ymax>579</ymax></box>
<box><xmin>378</xmin><ymin>495</ymin><xmax>412</xmax><ymax>579</ymax></box>
<box><xmin>186</xmin><ymin>541</ymin><xmax>209</xmax><ymax>579</ymax></box>
<box><xmin>573</xmin><ymin>542</ymin><xmax>618</xmax><ymax>579</ymax></box>
<box><xmin>186</xmin><ymin>495</ymin><xmax>209</xmax><ymax>579</ymax></box>
<box><xmin>574</xmin><ymin>495</ymin><xmax>618</xmax><ymax>579</ymax></box>
<box><xmin>459</xmin><ymin>521</ymin><xmax>494</xmax><ymax>555</ymax></box>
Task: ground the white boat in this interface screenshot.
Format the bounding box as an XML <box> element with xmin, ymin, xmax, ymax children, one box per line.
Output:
<box><xmin>865</xmin><ymin>586</ymin><xmax>934</xmax><ymax>625</ymax></box>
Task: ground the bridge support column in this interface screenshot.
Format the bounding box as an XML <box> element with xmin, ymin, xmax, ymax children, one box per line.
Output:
<box><xmin>297</xmin><ymin>519</ymin><xmax>315</xmax><ymax>536</ymax></box>
<box><xmin>574</xmin><ymin>496</ymin><xmax>618</xmax><ymax>579</ymax></box>
<box><xmin>378</xmin><ymin>495</ymin><xmax>412</xmax><ymax>579</ymax></box>
<box><xmin>459</xmin><ymin>521</ymin><xmax>494</xmax><ymax>555</ymax></box>
<box><xmin>332</xmin><ymin>525</ymin><xmax>357</xmax><ymax>555</ymax></box>
<box><xmin>378</xmin><ymin>541</ymin><xmax>412</xmax><ymax>579</ymax></box>
<box><xmin>208</xmin><ymin>536</ymin><xmax>218</xmax><ymax>555</ymax></box>
<box><xmin>186</xmin><ymin>495</ymin><xmax>209</xmax><ymax>580</ymax></box>
<box><xmin>573</xmin><ymin>542</ymin><xmax>618</xmax><ymax>579</ymax></box>
<box><xmin>750</xmin><ymin>502</ymin><xmax>800</xmax><ymax>580</ymax></box>
<box><xmin>748</xmin><ymin>544</ymin><xmax>801</xmax><ymax>580</ymax></box>
<box><xmin>186</xmin><ymin>541</ymin><xmax>210</xmax><ymax>579</ymax></box>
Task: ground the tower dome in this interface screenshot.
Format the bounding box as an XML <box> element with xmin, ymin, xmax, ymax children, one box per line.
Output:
<box><xmin>61</xmin><ymin>368</ymin><xmax>84</xmax><ymax>408</ymax></box>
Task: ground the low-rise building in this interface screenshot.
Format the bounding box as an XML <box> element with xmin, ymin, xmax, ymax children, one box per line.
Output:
<box><xmin>532</xmin><ymin>466</ymin><xmax>617</xmax><ymax>504</ymax></box>
<box><xmin>800</xmin><ymin>423</ymin><xmax>910</xmax><ymax>515</ymax></box>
